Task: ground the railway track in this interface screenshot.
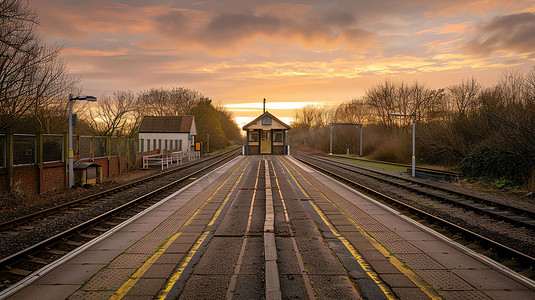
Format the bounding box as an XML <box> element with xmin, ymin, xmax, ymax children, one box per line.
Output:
<box><xmin>299</xmin><ymin>154</ymin><xmax>535</xmax><ymax>230</ymax></box>
<box><xmin>0</xmin><ymin>148</ymin><xmax>240</xmax><ymax>291</ymax></box>
<box><xmin>330</xmin><ymin>154</ymin><xmax>462</xmax><ymax>180</ymax></box>
<box><xmin>293</xmin><ymin>153</ymin><xmax>535</xmax><ymax>273</ymax></box>
<box><xmin>0</xmin><ymin>148</ymin><xmax>239</xmax><ymax>233</ymax></box>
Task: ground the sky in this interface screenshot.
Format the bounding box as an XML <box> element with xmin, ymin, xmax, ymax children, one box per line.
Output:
<box><xmin>29</xmin><ymin>0</ymin><xmax>535</xmax><ymax>127</ymax></box>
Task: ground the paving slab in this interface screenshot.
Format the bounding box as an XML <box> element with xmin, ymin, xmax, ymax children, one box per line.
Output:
<box><xmin>35</xmin><ymin>263</ymin><xmax>107</xmax><ymax>285</ymax></box>
<box><xmin>10</xmin><ymin>284</ymin><xmax>80</xmax><ymax>300</ymax></box>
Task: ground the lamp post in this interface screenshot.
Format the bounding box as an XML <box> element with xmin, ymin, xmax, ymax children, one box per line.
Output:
<box><xmin>389</xmin><ymin>113</ymin><xmax>416</xmax><ymax>177</ymax></box>
<box><xmin>68</xmin><ymin>94</ymin><xmax>97</xmax><ymax>188</ymax></box>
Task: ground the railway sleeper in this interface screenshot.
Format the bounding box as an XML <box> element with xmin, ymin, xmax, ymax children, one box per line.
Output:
<box><xmin>4</xmin><ymin>268</ymin><xmax>32</xmax><ymax>277</ymax></box>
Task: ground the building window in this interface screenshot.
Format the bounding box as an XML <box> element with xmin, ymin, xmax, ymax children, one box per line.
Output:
<box><xmin>262</xmin><ymin>116</ymin><xmax>272</xmax><ymax>125</ymax></box>
<box><xmin>250</xmin><ymin>131</ymin><xmax>259</xmax><ymax>142</ymax></box>
<box><xmin>274</xmin><ymin>132</ymin><xmax>283</xmax><ymax>142</ymax></box>
<box><xmin>178</xmin><ymin>140</ymin><xmax>182</xmax><ymax>151</ymax></box>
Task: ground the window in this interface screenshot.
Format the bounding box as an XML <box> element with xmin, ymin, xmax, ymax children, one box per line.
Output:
<box><xmin>274</xmin><ymin>132</ymin><xmax>283</xmax><ymax>142</ymax></box>
<box><xmin>178</xmin><ymin>140</ymin><xmax>182</xmax><ymax>151</ymax></box>
<box><xmin>249</xmin><ymin>131</ymin><xmax>259</xmax><ymax>142</ymax></box>
<box><xmin>262</xmin><ymin>116</ymin><xmax>272</xmax><ymax>125</ymax></box>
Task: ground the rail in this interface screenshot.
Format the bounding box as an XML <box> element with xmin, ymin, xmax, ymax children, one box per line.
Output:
<box><xmin>142</xmin><ymin>151</ymin><xmax>201</xmax><ymax>170</ymax></box>
<box><xmin>294</xmin><ymin>155</ymin><xmax>535</xmax><ymax>269</ymax></box>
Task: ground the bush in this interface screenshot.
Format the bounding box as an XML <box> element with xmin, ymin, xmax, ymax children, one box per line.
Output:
<box><xmin>461</xmin><ymin>145</ymin><xmax>530</xmax><ymax>187</ymax></box>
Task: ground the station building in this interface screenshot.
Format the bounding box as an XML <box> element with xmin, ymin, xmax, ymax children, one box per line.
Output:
<box><xmin>243</xmin><ymin>111</ymin><xmax>290</xmax><ymax>155</ymax></box>
<box><xmin>138</xmin><ymin>116</ymin><xmax>197</xmax><ymax>153</ymax></box>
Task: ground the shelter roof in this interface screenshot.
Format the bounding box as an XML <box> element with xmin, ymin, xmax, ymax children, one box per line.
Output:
<box><xmin>242</xmin><ymin>111</ymin><xmax>290</xmax><ymax>130</ymax></box>
<box><xmin>138</xmin><ymin>116</ymin><xmax>195</xmax><ymax>133</ymax></box>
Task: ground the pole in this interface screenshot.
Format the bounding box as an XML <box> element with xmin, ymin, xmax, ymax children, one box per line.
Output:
<box><xmin>329</xmin><ymin>124</ymin><xmax>333</xmax><ymax>154</ymax></box>
<box><xmin>360</xmin><ymin>125</ymin><xmax>363</xmax><ymax>157</ymax></box>
<box><xmin>68</xmin><ymin>95</ymin><xmax>74</xmax><ymax>188</ymax></box>
<box><xmin>207</xmin><ymin>133</ymin><xmax>209</xmax><ymax>153</ymax></box>
<box><xmin>412</xmin><ymin>118</ymin><xmax>415</xmax><ymax>177</ymax></box>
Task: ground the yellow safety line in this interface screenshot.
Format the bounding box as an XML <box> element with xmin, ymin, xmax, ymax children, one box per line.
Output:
<box><xmin>277</xmin><ymin>156</ymin><xmax>397</xmax><ymax>300</ymax></box>
<box><xmin>109</xmin><ymin>232</ymin><xmax>183</xmax><ymax>300</ymax></box>
<box><xmin>157</xmin><ymin>156</ymin><xmax>252</xmax><ymax>299</ymax></box>
<box><xmin>280</xmin><ymin>156</ymin><xmax>442</xmax><ymax>300</ymax></box>
<box><xmin>207</xmin><ymin>156</ymin><xmax>251</xmax><ymax>226</ymax></box>
<box><xmin>156</xmin><ymin>231</ymin><xmax>210</xmax><ymax>299</ymax></box>
<box><xmin>109</xmin><ymin>156</ymin><xmax>251</xmax><ymax>300</ymax></box>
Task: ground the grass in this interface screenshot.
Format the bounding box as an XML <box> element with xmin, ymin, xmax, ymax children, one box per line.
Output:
<box><xmin>335</xmin><ymin>154</ymin><xmax>408</xmax><ymax>172</ymax></box>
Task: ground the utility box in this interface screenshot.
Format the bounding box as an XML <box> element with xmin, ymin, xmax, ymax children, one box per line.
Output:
<box><xmin>74</xmin><ymin>162</ymin><xmax>101</xmax><ymax>187</ymax></box>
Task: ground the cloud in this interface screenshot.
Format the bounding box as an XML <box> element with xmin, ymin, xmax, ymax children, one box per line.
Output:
<box><xmin>152</xmin><ymin>8</ymin><xmax>376</xmax><ymax>54</ymax></box>
<box><xmin>465</xmin><ymin>12</ymin><xmax>535</xmax><ymax>55</ymax></box>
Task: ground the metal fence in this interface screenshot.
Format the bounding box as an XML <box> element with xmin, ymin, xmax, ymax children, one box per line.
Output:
<box><xmin>110</xmin><ymin>137</ymin><xmax>118</xmax><ymax>156</ymax></box>
<box><xmin>0</xmin><ymin>134</ymin><xmax>4</xmax><ymax>168</ymax></box>
<box><xmin>43</xmin><ymin>134</ymin><xmax>63</xmax><ymax>163</ymax></box>
<box><xmin>13</xmin><ymin>134</ymin><xmax>36</xmax><ymax>166</ymax></box>
<box><xmin>79</xmin><ymin>136</ymin><xmax>92</xmax><ymax>159</ymax></box>
<box><xmin>94</xmin><ymin>136</ymin><xmax>107</xmax><ymax>158</ymax></box>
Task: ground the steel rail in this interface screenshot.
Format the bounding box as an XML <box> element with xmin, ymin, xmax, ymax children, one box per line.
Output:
<box><xmin>0</xmin><ymin>148</ymin><xmax>241</xmax><ymax>232</ymax></box>
<box><xmin>0</xmin><ymin>149</ymin><xmax>240</xmax><ymax>277</ymax></box>
<box><xmin>294</xmin><ymin>155</ymin><xmax>535</xmax><ymax>269</ymax></box>
<box><xmin>327</xmin><ymin>153</ymin><xmax>462</xmax><ymax>178</ymax></box>
<box><xmin>299</xmin><ymin>154</ymin><xmax>535</xmax><ymax>229</ymax></box>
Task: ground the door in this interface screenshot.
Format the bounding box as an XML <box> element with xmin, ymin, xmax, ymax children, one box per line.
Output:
<box><xmin>261</xmin><ymin>130</ymin><xmax>271</xmax><ymax>154</ymax></box>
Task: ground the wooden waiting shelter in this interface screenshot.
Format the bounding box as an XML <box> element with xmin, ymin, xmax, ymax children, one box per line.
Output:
<box><xmin>243</xmin><ymin>109</ymin><xmax>290</xmax><ymax>155</ymax></box>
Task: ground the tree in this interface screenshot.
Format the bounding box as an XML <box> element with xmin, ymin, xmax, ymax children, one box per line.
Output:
<box><xmin>137</xmin><ymin>87</ymin><xmax>201</xmax><ymax>117</ymax></box>
<box><xmin>0</xmin><ymin>0</ymin><xmax>76</xmax><ymax>132</ymax></box>
<box><xmin>86</xmin><ymin>91</ymin><xmax>140</xmax><ymax>136</ymax></box>
<box><xmin>447</xmin><ymin>77</ymin><xmax>481</xmax><ymax>117</ymax></box>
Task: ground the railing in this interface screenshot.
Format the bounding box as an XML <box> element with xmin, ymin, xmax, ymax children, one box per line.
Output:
<box><xmin>142</xmin><ymin>151</ymin><xmax>201</xmax><ymax>170</ymax></box>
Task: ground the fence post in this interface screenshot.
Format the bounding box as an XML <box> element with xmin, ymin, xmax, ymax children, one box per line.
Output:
<box><xmin>64</xmin><ymin>133</ymin><xmax>69</xmax><ymax>188</ymax></box>
<box><xmin>118</xmin><ymin>136</ymin><xmax>122</xmax><ymax>175</ymax></box>
<box><xmin>37</xmin><ymin>134</ymin><xmax>43</xmax><ymax>193</ymax></box>
<box><xmin>5</xmin><ymin>134</ymin><xmax>13</xmax><ymax>194</ymax></box>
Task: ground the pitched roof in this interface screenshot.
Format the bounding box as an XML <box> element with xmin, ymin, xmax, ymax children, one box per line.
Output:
<box><xmin>242</xmin><ymin>111</ymin><xmax>290</xmax><ymax>130</ymax></box>
<box><xmin>138</xmin><ymin>116</ymin><xmax>195</xmax><ymax>133</ymax></box>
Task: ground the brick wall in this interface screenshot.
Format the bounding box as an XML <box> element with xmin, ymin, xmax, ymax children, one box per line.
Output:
<box><xmin>12</xmin><ymin>165</ymin><xmax>39</xmax><ymax>195</ymax></box>
<box><xmin>0</xmin><ymin>169</ymin><xmax>6</xmax><ymax>194</ymax></box>
<box><xmin>39</xmin><ymin>162</ymin><xmax>66</xmax><ymax>193</ymax></box>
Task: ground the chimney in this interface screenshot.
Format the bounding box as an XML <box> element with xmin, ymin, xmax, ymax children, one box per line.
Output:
<box><xmin>263</xmin><ymin>98</ymin><xmax>266</xmax><ymax>113</ymax></box>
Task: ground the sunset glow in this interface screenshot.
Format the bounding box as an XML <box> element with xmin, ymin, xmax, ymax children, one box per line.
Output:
<box><xmin>29</xmin><ymin>0</ymin><xmax>535</xmax><ymax>121</ymax></box>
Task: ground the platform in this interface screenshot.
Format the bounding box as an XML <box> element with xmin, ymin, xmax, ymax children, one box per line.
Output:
<box><xmin>4</xmin><ymin>155</ymin><xmax>534</xmax><ymax>299</ymax></box>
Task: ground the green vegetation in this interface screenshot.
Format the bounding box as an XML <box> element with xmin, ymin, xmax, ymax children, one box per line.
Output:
<box><xmin>336</xmin><ymin>155</ymin><xmax>407</xmax><ymax>172</ymax></box>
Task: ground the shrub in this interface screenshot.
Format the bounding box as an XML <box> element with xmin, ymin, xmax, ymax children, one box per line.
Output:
<box><xmin>461</xmin><ymin>145</ymin><xmax>530</xmax><ymax>187</ymax></box>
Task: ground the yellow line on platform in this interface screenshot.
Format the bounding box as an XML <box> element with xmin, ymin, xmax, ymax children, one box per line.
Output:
<box><xmin>277</xmin><ymin>156</ymin><xmax>397</xmax><ymax>300</ymax></box>
<box><xmin>156</xmin><ymin>231</ymin><xmax>210</xmax><ymax>299</ymax></box>
<box><xmin>280</xmin><ymin>156</ymin><xmax>442</xmax><ymax>300</ymax></box>
<box><xmin>109</xmin><ymin>156</ymin><xmax>251</xmax><ymax>300</ymax></box>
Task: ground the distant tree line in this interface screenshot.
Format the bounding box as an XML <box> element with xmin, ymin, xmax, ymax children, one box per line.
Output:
<box><xmin>0</xmin><ymin>0</ymin><xmax>241</xmax><ymax>152</ymax></box>
<box><xmin>292</xmin><ymin>67</ymin><xmax>535</xmax><ymax>188</ymax></box>
<box><xmin>81</xmin><ymin>88</ymin><xmax>242</xmax><ymax>151</ymax></box>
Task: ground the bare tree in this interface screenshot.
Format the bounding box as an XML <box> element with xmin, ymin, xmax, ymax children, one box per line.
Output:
<box><xmin>447</xmin><ymin>77</ymin><xmax>481</xmax><ymax>117</ymax></box>
<box><xmin>86</xmin><ymin>91</ymin><xmax>139</xmax><ymax>136</ymax></box>
<box><xmin>137</xmin><ymin>87</ymin><xmax>202</xmax><ymax>116</ymax></box>
<box><xmin>0</xmin><ymin>0</ymin><xmax>77</xmax><ymax>132</ymax></box>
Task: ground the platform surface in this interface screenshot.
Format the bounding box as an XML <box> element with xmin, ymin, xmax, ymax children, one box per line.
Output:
<box><xmin>4</xmin><ymin>155</ymin><xmax>534</xmax><ymax>300</ymax></box>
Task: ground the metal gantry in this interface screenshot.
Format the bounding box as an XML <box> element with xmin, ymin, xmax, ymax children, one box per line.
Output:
<box><xmin>329</xmin><ymin>123</ymin><xmax>363</xmax><ymax>157</ymax></box>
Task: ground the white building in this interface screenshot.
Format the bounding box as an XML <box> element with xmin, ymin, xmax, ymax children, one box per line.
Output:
<box><xmin>138</xmin><ymin>116</ymin><xmax>197</xmax><ymax>153</ymax></box>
